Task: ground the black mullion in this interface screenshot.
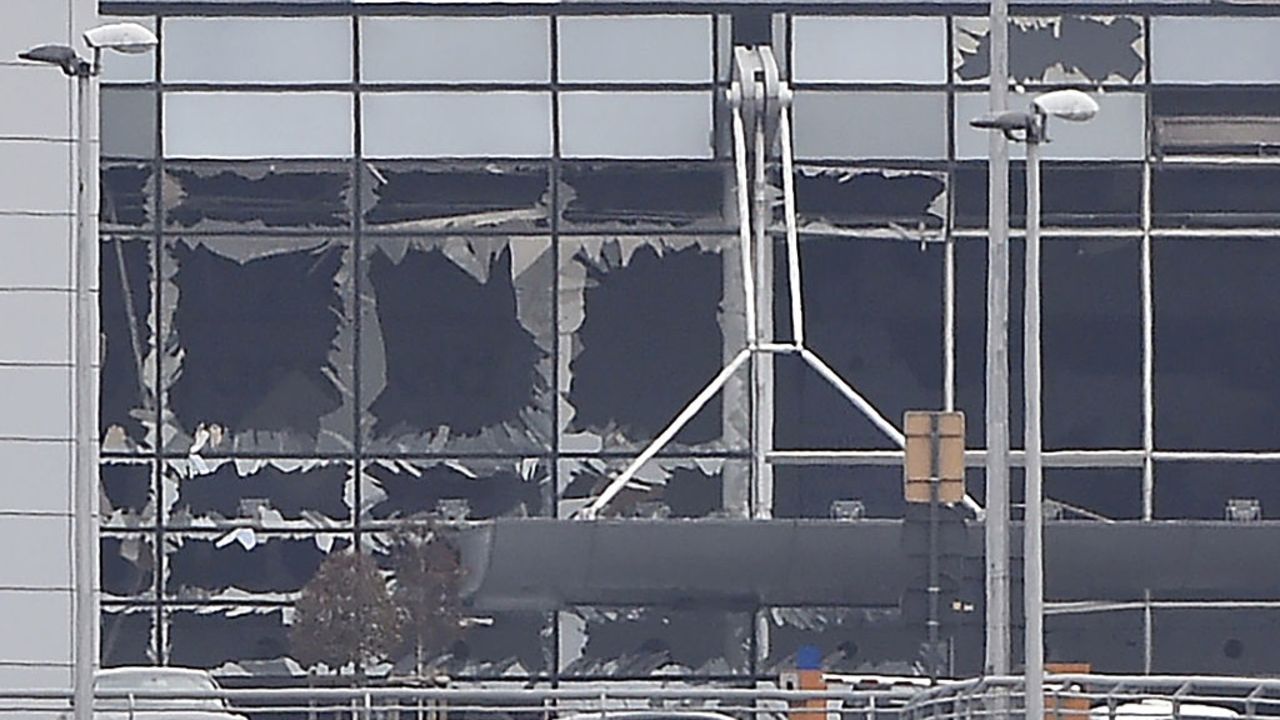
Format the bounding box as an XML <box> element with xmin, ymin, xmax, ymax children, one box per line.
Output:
<box><xmin>151</xmin><ymin>13</ymin><xmax>167</xmax><ymax>667</ymax></box>
<box><xmin>549</xmin><ymin>10</ymin><xmax>563</xmax><ymax>685</ymax></box>
<box><xmin>351</xmin><ymin>11</ymin><xmax>365</xmax><ymax>551</ymax></box>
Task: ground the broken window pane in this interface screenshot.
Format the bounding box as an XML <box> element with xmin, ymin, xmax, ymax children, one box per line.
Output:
<box><xmin>166</xmin><ymin>606</ymin><xmax>293</xmax><ymax>673</ymax></box>
<box><xmin>361</xmin><ymin>16</ymin><xmax>549</xmax><ymax>83</ymax></box>
<box><xmin>101</xmin><ymin>234</ymin><xmax>155</xmax><ymax>453</ymax></box>
<box><xmin>162</xmin><ymin>17</ymin><xmax>352</xmax><ymax>84</ymax></box>
<box><xmin>560</xmin><ymin>92</ymin><xmax>714</xmax><ymax>159</ymax></box>
<box><xmin>559</xmin><ymin>161</ymin><xmax>730</xmax><ymax>230</ymax></box>
<box><xmin>773</xmin><ymin>166</ymin><xmax>946</xmax><ymax>236</ymax></box>
<box><xmin>101</xmin><ymin>89</ymin><xmax>156</xmax><ymax>160</ymax></box>
<box><xmin>362</xmin><ymin>459</ymin><xmax>551</xmax><ymax>521</ymax></box>
<box><xmin>164</xmin><ymin>533</ymin><xmax>351</xmax><ymax>600</ymax></box>
<box><xmin>792</xmin><ymin>91</ymin><xmax>947</xmax><ymax>159</ymax></box>
<box><xmin>161</xmin><ymin>237</ymin><xmax>355</xmax><ymax>454</ymax></box>
<box><xmin>363</xmin><ymin>92</ymin><xmax>552</xmax><ymax>159</ymax></box>
<box><xmin>101</xmin><ymin>165</ymin><xmax>153</xmax><ymax>230</ymax></box>
<box><xmin>954</xmin><ymin>162</ymin><xmax>1142</xmax><ymax>228</ymax></box>
<box><xmin>956</xmin><ymin>238</ymin><xmax>1141</xmax><ymax>449</ymax></box>
<box><xmin>361</xmin><ymin>237</ymin><xmax>553</xmax><ymax>454</ymax></box>
<box><xmin>954</xmin><ymin>16</ymin><xmax>1144</xmax><ymax>84</ymax></box>
<box><xmin>560</xmin><ymin>236</ymin><xmax>747</xmax><ymax>453</ymax></box>
<box><xmin>164</xmin><ymin>92</ymin><xmax>354</xmax><ymax>159</ymax></box>
<box><xmin>1151</xmin><ymin>17</ymin><xmax>1280</xmax><ymax>84</ymax></box>
<box><xmin>1154</xmin><ymin>238</ymin><xmax>1280</xmax><ymax>451</ymax></box>
<box><xmin>101</xmin><ymin>460</ymin><xmax>156</xmax><ymax>529</ymax></box>
<box><xmin>774</xmin><ymin>237</ymin><xmax>942</xmax><ymax>451</ymax></box>
<box><xmin>955</xmin><ymin>92</ymin><xmax>1145</xmax><ymax>160</ymax></box>
<box><xmin>102</xmin><ymin>533</ymin><xmax>157</xmax><ymax>600</ymax></box>
<box><xmin>102</xmin><ymin>606</ymin><xmax>156</xmax><ymax>667</ymax></box>
<box><xmin>1153</xmin><ymin>87</ymin><xmax>1280</xmax><ymax>157</ymax></box>
<box><xmin>762</xmin><ymin>607</ymin><xmax>906</xmax><ymax>674</ymax></box>
<box><xmin>558</xmin><ymin>16</ymin><xmax>712</xmax><ymax>83</ymax></box>
<box><xmin>395</xmin><ymin>611</ymin><xmax>551</xmax><ymax>678</ymax></box>
<box><xmin>558</xmin><ymin>458</ymin><xmax>743</xmax><ymax>519</ymax></box>
<box><xmin>773</xmin><ymin>466</ymin><xmax>905</xmax><ymax>519</ymax></box>
<box><xmin>164</xmin><ymin>161</ymin><xmax>352</xmax><ymax>231</ymax></box>
<box><xmin>792</xmin><ymin>17</ymin><xmax>946</xmax><ymax>83</ymax></box>
<box><xmin>559</xmin><ymin>607</ymin><xmax>752</xmax><ymax>676</ymax></box>
<box><xmin>1153</xmin><ymin>166</ymin><xmax>1280</xmax><ymax>228</ymax></box>
<box><xmin>166</xmin><ymin>459</ymin><xmax>353</xmax><ymax>529</ymax></box>
<box><xmin>362</xmin><ymin>160</ymin><xmax>550</xmax><ymax>232</ymax></box>
<box><xmin>1156</xmin><ymin>462</ymin><xmax>1280</xmax><ymax>520</ymax></box>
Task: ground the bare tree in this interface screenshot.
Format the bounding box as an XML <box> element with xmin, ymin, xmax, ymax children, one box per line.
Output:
<box><xmin>290</xmin><ymin>551</ymin><xmax>401</xmax><ymax>678</ymax></box>
<box><xmin>389</xmin><ymin>522</ymin><xmax>465</xmax><ymax>677</ymax></box>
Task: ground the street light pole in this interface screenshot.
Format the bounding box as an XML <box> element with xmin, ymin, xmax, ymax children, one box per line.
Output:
<box><xmin>73</xmin><ymin>62</ymin><xmax>97</xmax><ymax>720</ymax></box>
<box><xmin>985</xmin><ymin>0</ymin><xmax>1013</xmax><ymax>682</ymax></box>
<box><xmin>1023</xmin><ymin>125</ymin><xmax>1045</xmax><ymax>720</ymax></box>
<box><xmin>970</xmin><ymin>89</ymin><xmax>1098</xmax><ymax>720</ymax></box>
<box><xmin>19</xmin><ymin>25</ymin><xmax>157</xmax><ymax>720</ymax></box>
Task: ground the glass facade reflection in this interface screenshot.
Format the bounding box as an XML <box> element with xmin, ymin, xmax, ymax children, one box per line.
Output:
<box><xmin>97</xmin><ymin>0</ymin><xmax>1280</xmax><ymax>679</ymax></box>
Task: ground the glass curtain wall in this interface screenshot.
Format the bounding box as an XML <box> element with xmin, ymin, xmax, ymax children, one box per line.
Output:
<box><xmin>97</xmin><ymin>3</ymin><xmax>1280</xmax><ymax>677</ymax></box>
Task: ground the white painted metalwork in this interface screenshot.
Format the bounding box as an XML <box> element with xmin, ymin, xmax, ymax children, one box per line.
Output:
<box><xmin>577</xmin><ymin>48</ymin><xmax>971</xmax><ymax>520</ymax></box>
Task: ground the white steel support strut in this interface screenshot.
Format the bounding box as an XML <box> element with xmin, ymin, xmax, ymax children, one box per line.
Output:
<box><xmin>577</xmin><ymin>47</ymin><xmax>966</xmax><ymax>520</ymax></box>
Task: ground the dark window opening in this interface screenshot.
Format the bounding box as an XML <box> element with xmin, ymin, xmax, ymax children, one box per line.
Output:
<box><xmin>1153</xmin><ymin>167</ymin><xmax>1280</xmax><ymax>228</ymax></box>
<box><xmin>102</xmin><ymin>535</ymin><xmax>155</xmax><ymax>598</ymax></box>
<box><xmin>101</xmin><ymin>609</ymin><xmax>153</xmax><ymax>667</ymax></box>
<box><xmin>568</xmin><ymin>244</ymin><xmax>723</xmax><ymax>446</ymax></box>
<box><xmin>956</xmin><ymin>16</ymin><xmax>1143</xmax><ymax>84</ymax></box>
<box><xmin>165</xmin><ymin>164</ymin><xmax>351</xmax><ymax>229</ymax></box>
<box><xmin>101</xmin><ymin>236</ymin><xmax>152</xmax><ymax>451</ymax></box>
<box><xmin>561</xmin><ymin>608</ymin><xmax>750</xmax><ymax>677</ymax></box>
<box><xmin>167</xmin><ymin>241</ymin><xmax>347</xmax><ymax>444</ymax></box>
<box><xmin>775</xmin><ymin>238</ymin><xmax>942</xmax><ymax>450</ymax></box>
<box><xmin>955</xmin><ymin>162</ymin><xmax>1142</xmax><ymax>228</ymax></box>
<box><xmin>559</xmin><ymin>463</ymin><xmax>725</xmax><ymax>518</ymax></box>
<box><xmin>561</xmin><ymin>163</ymin><xmax>728</xmax><ymax>229</ymax></box>
<box><xmin>366</xmin><ymin>462</ymin><xmax>547</xmax><ymax>520</ymax></box>
<box><xmin>101</xmin><ymin>165</ymin><xmax>152</xmax><ymax>228</ymax></box>
<box><xmin>101</xmin><ymin>463</ymin><xmax>153</xmax><ymax>523</ymax></box>
<box><xmin>171</xmin><ymin>462</ymin><xmax>349</xmax><ymax>524</ymax></box>
<box><xmin>166</xmin><ymin>537</ymin><xmax>350</xmax><ymax>597</ymax></box>
<box><xmin>168</xmin><ymin>609</ymin><xmax>290</xmax><ymax>669</ymax></box>
<box><xmin>781</xmin><ymin>167</ymin><xmax>945</xmax><ymax>231</ymax></box>
<box><xmin>366</xmin><ymin>244</ymin><xmax>546</xmax><ymax>439</ymax></box>
<box><xmin>363</xmin><ymin>162</ymin><xmax>550</xmax><ymax>231</ymax></box>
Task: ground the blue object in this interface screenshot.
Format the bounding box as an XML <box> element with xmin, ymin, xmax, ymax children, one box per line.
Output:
<box><xmin>796</xmin><ymin>644</ymin><xmax>823</xmax><ymax>670</ymax></box>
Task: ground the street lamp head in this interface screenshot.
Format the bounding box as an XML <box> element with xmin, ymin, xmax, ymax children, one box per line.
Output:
<box><xmin>83</xmin><ymin>22</ymin><xmax>158</xmax><ymax>54</ymax></box>
<box><xmin>970</xmin><ymin>110</ymin><xmax>1035</xmax><ymax>132</ymax></box>
<box><xmin>1032</xmin><ymin>89</ymin><xmax>1099</xmax><ymax>123</ymax></box>
<box><xmin>17</xmin><ymin>44</ymin><xmax>89</xmax><ymax>77</ymax></box>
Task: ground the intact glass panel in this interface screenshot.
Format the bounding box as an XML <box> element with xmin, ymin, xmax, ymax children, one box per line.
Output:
<box><xmin>164</xmin><ymin>92</ymin><xmax>354</xmax><ymax>159</ymax></box>
<box><xmin>101</xmin><ymin>89</ymin><xmax>156</xmax><ymax>160</ymax></box>
<box><xmin>360</xmin><ymin>17</ymin><xmax>549</xmax><ymax>83</ymax></box>
<box><xmin>792</xmin><ymin>91</ymin><xmax>947</xmax><ymax>159</ymax></box>
<box><xmin>363</xmin><ymin>92</ymin><xmax>552</xmax><ymax>158</ymax></box>
<box><xmin>558</xmin><ymin>15</ymin><xmax>711</xmax><ymax>83</ymax></box>
<box><xmin>99</xmin><ymin>16</ymin><xmax>156</xmax><ymax>82</ymax></box>
<box><xmin>955</xmin><ymin>92</ymin><xmax>1145</xmax><ymax>160</ymax></box>
<box><xmin>792</xmin><ymin>17</ymin><xmax>946</xmax><ymax>83</ymax></box>
<box><xmin>560</xmin><ymin>92</ymin><xmax>713</xmax><ymax>159</ymax></box>
<box><xmin>162</xmin><ymin>17</ymin><xmax>352</xmax><ymax>83</ymax></box>
<box><xmin>1152</xmin><ymin>18</ymin><xmax>1280</xmax><ymax>84</ymax></box>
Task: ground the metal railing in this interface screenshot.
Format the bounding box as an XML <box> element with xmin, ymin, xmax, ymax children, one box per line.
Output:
<box><xmin>905</xmin><ymin>675</ymin><xmax>1280</xmax><ymax>720</ymax></box>
<box><xmin>0</xmin><ymin>683</ymin><xmax>920</xmax><ymax>720</ymax></box>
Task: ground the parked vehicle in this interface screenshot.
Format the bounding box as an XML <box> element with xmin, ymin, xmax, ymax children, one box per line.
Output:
<box><xmin>84</xmin><ymin>667</ymin><xmax>249</xmax><ymax>720</ymax></box>
<box><xmin>1091</xmin><ymin>698</ymin><xmax>1240</xmax><ymax>720</ymax></box>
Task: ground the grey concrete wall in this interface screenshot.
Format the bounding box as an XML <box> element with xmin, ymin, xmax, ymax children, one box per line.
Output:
<box><xmin>0</xmin><ymin>0</ymin><xmax>97</xmax><ymax>692</ymax></box>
